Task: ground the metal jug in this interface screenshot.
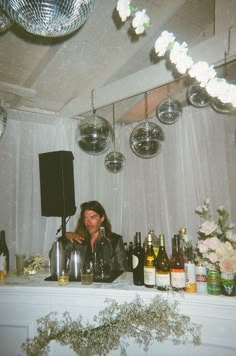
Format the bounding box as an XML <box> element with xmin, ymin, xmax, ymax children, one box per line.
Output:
<box><xmin>69</xmin><ymin>250</ymin><xmax>81</xmax><ymax>281</ymax></box>
<box><xmin>50</xmin><ymin>239</ymin><xmax>65</xmax><ymax>277</ymax></box>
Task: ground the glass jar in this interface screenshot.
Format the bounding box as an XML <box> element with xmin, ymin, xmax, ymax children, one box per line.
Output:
<box><xmin>207</xmin><ymin>270</ymin><xmax>221</xmax><ymax>295</ymax></box>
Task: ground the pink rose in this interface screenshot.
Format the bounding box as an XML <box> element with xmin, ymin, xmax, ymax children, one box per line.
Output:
<box><xmin>206</xmin><ymin>236</ymin><xmax>221</xmax><ymax>250</ymax></box>
<box><xmin>208</xmin><ymin>252</ymin><xmax>218</xmax><ymax>263</ymax></box>
<box><xmin>220</xmin><ymin>257</ymin><xmax>236</xmax><ymax>274</ymax></box>
<box><xmin>199</xmin><ymin>221</ymin><xmax>218</xmax><ymax>236</ymax></box>
<box><xmin>198</xmin><ymin>241</ymin><xmax>208</xmax><ymax>253</ymax></box>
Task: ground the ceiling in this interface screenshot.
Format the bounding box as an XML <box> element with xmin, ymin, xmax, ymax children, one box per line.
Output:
<box><xmin>0</xmin><ymin>0</ymin><xmax>235</xmax><ymax>124</ymax></box>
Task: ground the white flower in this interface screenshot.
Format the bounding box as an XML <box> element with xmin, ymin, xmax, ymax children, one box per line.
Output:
<box><xmin>169</xmin><ymin>42</ymin><xmax>193</xmax><ymax>74</ymax></box>
<box><xmin>188</xmin><ymin>61</ymin><xmax>216</xmax><ymax>87</ymax></box>
<box><xmin>199</xmin><ymin>220</ymin><xmax>218</xmax><ymax>235</ymax></box>
<box><xmin>117</xmin><ymin>0</ymin><xmax>131</xmax><ymax>22</ymax></box>
<box><xmin>132</xmin><ymin>9</ymin><xmax>150</xmax><ymax>34</ymax></box>
<box><xmin>154</xmin><ymin>31</ymin><xmax>175</xmax><ymax>56</ymax></box>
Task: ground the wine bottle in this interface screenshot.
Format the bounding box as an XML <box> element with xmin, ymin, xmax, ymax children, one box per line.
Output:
<box><xmin>143</xmin><ymin>229</ymin><xmax>159</xmax><ymax>257</ymax></box>
<box><xmin>155</xmin><ymin>234</ymin><xmax>170</xmax><ymax>291</ymax></box>
<box><xmin>132</xmin><ymin>232</ymin><xmax>144</xmax><ymax>286</ymax></box>
<box><xmin>127</xmin><ymin>241</ymin><xmax>133</xmax><ymax>272</ymax></box>
<box><xmin>170</xmin><ymin>235</ymin><xmax>185</xmax><ymax>291</ymax></box>
<box><xmin>179</xmin><ymin>227</ymin><xmax>187</xmax><ymax>261</ymax></box>
<box><xmin>144</xmin><ymin>232</ymin><xmax>156</xmax><ymax>288</ymax></box>
<box><xmin>0</xmin><ymin>230</ymin><xmax>9</xmax><ymax>279</ymax></box>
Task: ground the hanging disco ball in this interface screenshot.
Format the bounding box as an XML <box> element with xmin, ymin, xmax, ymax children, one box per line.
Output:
<box><xmin>129</xmin><ymin>121</ymin><xmax>164</xmax><ymax>159</ymax></box>
<box><xmin>211</xmin><ymin>97</ymin><xmax>235</xmax><ymax>114</ymax></box>
<box><xmin>0</xmin><ymin>8</ymin><xmax>13</xmax><ymax>33</ymax></box>
<box><xmin>187</xmin><ymin>82</ymin><xmax>210</xmax><ymax>108</ymax></box>
<box><xmin>0</xmin><ymin>99</ymin><xmax>7</xmax><ymax>140</ymax></box>
<box><xmin>75</xmin><ymin>114</ymin><xmax>113</xmax><ymax>155</ymax></box>
<box><xmin>156</xmin><ymin>96</ymin><xmax>182</xmax><ymax>125</ymax></box>
<box><xmin>0</xmin><ymin>0</ymin><xmax>96</xmax><ymax>37</ymax></box>
<box><xmin>104</xmin><ymin>151</ymin><xmax>125</xmax><ymax>174</ymax></box>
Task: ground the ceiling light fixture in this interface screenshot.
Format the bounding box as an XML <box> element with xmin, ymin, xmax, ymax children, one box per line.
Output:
<box><xmin>0</xmin><ymin>0</ymin><xmax>96</xmax><ymax>37</ymax></box>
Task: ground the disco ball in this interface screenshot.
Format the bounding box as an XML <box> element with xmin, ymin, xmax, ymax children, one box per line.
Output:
<box><xmin>157</xmin><ymin>96</ymin><xmax>182</xmax><ymax>125</ymax></box>
<box><xmin>0</xmin><ymin>99</ymin><xmax>7</xmax><ymax>140</ymax></box>
<box><xmin>104</xmin><ymin>151</ymin><xmax>126</xmax><ymax>173</ymax></box>
<box><xmin>211</xmin><ymin>97</ymin><xmax>235</xmax><ymax>114</ymax></box>
<box><xmin>0</xmin><ymin>8</ymin><xmax>13</xmax><ymax>33</ymax></box>
<box><xmin>75</xmin><ymin>114</ymin><xmax>113</xmax><ymax>155</ymax></box>
<box><xmin>0</xmin><ymin>0</ymin><xmax>96</xmax><ymax>37</ymax></box>
<box><xmin>187</xmin><ymin>82</ymin><xmax>210</xmax><ymax>108</ymax></box>
<box><xmin>129</xmin><ymin>121</ymin><xmax>164</xmax><ymax>159</ymax></box>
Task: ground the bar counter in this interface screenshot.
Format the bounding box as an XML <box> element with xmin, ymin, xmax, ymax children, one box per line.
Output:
<box><xmin>0</xmin><ymin>272</ymin><xmax>235</xmax><ymax>355</ymax></box>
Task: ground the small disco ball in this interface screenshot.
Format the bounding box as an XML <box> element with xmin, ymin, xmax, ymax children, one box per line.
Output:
<box><xmin>104</xmin><ymin>151</ymin><xmax>126</xmax><ymax>173</ymax></box>
<box><xmin>0</xmin><ymin>0</ymin><xmax>96</xmax><ymax>37</ymax></box>
<box><xmin>0</xmin><ymin>9</ymin><xmax>13</xmax><ymax>33</ymax></box>
<box><xmin>75</xmin><ymin>114</ymin><xmax>113</xmax><ymax>155</ymax></box>
<box><xmin>129</xmin><ymin>121</ymin><xmax>164</xmax><ymax>159</ymax></box>
<box><xmin>187</xmin><ymin>82</ymin><xmax>210</xmax><ymax>108</ymax></box>
<box><xmin>211</xmin><ymin>97</ymin><xmax>235</xmax><ymax>114</ymax></box>
<box><xmin>157</xmin><ymin>96</ymin><xmax>182</xmax><ymax>125</ymax></box>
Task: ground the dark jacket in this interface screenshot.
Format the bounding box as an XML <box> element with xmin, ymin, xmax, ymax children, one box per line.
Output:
<box><xmin>53</xmin><ymin>232</ymin><xmax>128</xmax><ymax>272</ymax></box>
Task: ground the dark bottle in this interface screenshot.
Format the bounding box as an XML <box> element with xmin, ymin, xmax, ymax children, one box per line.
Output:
<box><xmin>155</xmin><ymin>234</ymin><xmax>170</xmax><ymax>291</ymax></box>
<box><xmin>93</xmin><ymin>227</ymin><xmax>112</xmax><ymax>280</ymax></box>
<box><xmin>132</xmin><ymin>232</ymin><xmax>144</xmax><ymax>285</ymax></box>
<box><xmin>170</xmin><ymin>235</ymin><xmax>185</xmax><ymax>291</ymax></box>
<box><xmin>127</xmin><ymin>241</ymin><xmax>133</xmax><ymax>272</ymax></box>
<box><xmin>144</xmin><ymin>233</ymin><xmax>156</xmax><ymax>288</ymax></box>
<box><xmin>0</xmin><ymin>230</ymin><xmax>9</xmax><ymax>278</ymax></box>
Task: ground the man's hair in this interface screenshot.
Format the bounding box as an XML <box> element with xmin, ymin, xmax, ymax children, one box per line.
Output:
<box><xmin>75</xmin><ymin>200</ymin><xmax>112</xmax><ymax>236</ymax></box>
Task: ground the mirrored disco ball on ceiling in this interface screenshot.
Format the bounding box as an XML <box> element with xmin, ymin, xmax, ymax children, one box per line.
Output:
<box><xmin>0</xmin><ymin>0</ymin><xmax>96</xmax><ymax>37</ymax></box>
<box><xmin>0</xmin><ymin>8</ymin><xmax>13</xmax><ymax>33</ymax></box>
<box><xmin>156</xmin><ymin>96</ymin><xmax>182</xmax><ymax>125</ymax></box>
<box><xmin>75</xmin><ymin>114</ymin><xmax>113</xmax><ymax>155</ymax></box>
<box><xmin>187</xmin><ymin>82</ymin><xmax>210</xmax><ymax>108</ymax></box>
<box><xmin>129</xmin><ymin>121</ymin><xmax>164</xmax><ymax>159</ymax></box>
<box><xmin>104</xmin><ymin>151</ymin><xmax>126</xmax><ymax>174</ymax></box>
<box><xmin>211</xmin><ymin>97</ymin><xmax>235</xmax><ymax>114</ymax></box>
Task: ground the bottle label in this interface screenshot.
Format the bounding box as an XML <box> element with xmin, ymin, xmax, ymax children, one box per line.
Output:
<box><xmin>184</xmin><ymin>262</ymin><xmax>196</xmax><ymax>293</ymax></box>
<box><xmin>132</xmin><ymin>255</ymin><xmax>139</xmax><ymax>269</ymax></box>
<box><xmin>171</xmin><ymin>270</ymin><xmax>185</xmax><ymax>288</ymax></box>
<box><xmin>0</xmin><ymin>255</ymin><xmax>6</xmax><ymax>274</ymax></box>
<box><xmin>156</xmin><ymin>272</ymin><xmax>170</xmax><ymax>288</ymax></box>
<box><xmin>144</xmin><ymin>267</ymin><xmax>155</xmax><ymax>285</ymax></box>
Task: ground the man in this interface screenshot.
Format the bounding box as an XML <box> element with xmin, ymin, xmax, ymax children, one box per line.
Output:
<box><xmin>65</xmin><ymin>200</ymin><xmax>128</xmax><ymax>272</ymax></box>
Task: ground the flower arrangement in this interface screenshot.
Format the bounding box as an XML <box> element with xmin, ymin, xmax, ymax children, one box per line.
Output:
<box><xmin>21</xmin><ymin>295</ymin><xmax>201</xmax><ymax>355</ymax></box>
<box><xmin>195</xmin><ymin>199</ymin><xmax>236</xmax><ymax>274</ymax></box>
<box><xmin>23</xmin><ymin>254</ymin><xmax>45</xmax><ymax>275</ymax></box>
<box><xmin>116</xmin><ymin>2</ymin><xmax>236</xmax><ymax>108</ymax></box>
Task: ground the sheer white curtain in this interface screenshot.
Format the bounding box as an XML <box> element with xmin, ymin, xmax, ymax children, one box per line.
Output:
<box><xmin>0</xmin><ymin>106</ymin><xmax>234</xmax><ymax>269</ymax></box>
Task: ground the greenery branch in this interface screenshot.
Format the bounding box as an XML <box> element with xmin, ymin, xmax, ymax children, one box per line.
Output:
<box><xmin>22</xmin><ymin>295</ymin><xmax>201</xmax><ymax>356</ymax></box>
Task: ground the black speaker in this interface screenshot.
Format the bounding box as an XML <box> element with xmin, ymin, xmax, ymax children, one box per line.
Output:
<box><xmin>39</xmin><ymin>150</ymin><xmax>76</xmax><ymax>217</ymax></box>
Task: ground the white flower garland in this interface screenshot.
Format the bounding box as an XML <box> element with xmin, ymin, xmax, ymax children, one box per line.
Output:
<box><xmin>116</xmin><ymin>1</ymin><xmax>236</xmax><ymax>108</ymax></box>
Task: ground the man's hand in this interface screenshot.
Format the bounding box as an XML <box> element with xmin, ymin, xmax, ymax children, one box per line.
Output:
<box><xmin>65</xmin><ymin>232</ymin><xmax>85</xmax><ymax>244</ymax></box>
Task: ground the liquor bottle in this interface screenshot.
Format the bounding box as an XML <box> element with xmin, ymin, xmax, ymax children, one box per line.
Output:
<box><xmin>143</xmin><ymin>229</ymin><xmax>159</xmax><ymax>257</ymax></box>
<box><xmin>127</xmin><ymin>241</ymin><xmax>133</xmax><ymax>272</ymax></box>
<box><xmin>144</xmin><ymin>232</ymin><xmax>156</xmax><ymax>288</ymax></box>
<box><xmin>170</xmin><ymin>235</ymin><xmax>185</xmax><ymax>291</ymax></box>
<box><xmin>155</xmin><ymin>234</ymin><xmax>170</xmax><ymax>291</ymax></box>
<box><xmin>184</xmin><ymin>246</ymin><xmax>196</xmax><ymax>293</ymax></box>
<box><xmin>132</xmin><ymin>232</ymin><xmax>144</xmax><ymax>285</ymax></box>
<box><xmin>0</xmin><ymin>230</ymin><xmax>9</xmax><ymax>279</ymax></box>
<box><xmin>93</xmin><ymin>227</ymin><xmax>112</xmax><ymax>280</ymax></box>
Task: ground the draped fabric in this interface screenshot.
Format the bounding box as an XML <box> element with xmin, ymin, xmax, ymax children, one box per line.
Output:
<box><xmin>0</xmin><ymin>107</ymin><xmax>235</xmax><ymax>269</ymax></box>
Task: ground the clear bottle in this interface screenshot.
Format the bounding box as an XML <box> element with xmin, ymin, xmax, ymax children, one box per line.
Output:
<box><xmin>179</xmin><ymin>227</ymin><xmax>187</xmax><ymax>261</ymax></box>
<box><xmin>170</xmin><ymin>235</ymin><xmax>185</xmax><ymax>291</ymax></box>
<box><xmin>155</xmin><ymin>234</ymin><xmax>170</xmax><ymax>291</ymax></box>
<box><xmin>143</xmin><ymin>229</ymin><xmax>159</xmax><ymax>257</ymax></box>
<box><xmin>0</xmin><ymin>230</ymin><xmax>9</xmax><ymax>279</ymax></box>
<box><xmin>93</xmin><ymin>227</ymin><xmax>112</xmax><ymax>280</ymax></box>
<box><xmin>132</xmin><ymin>232</ymin><xmax>144</xmax><ymax>286</ymax></box>
<box><xmin>144</xmin><ymin>232</ymin><xmax>156</xmax><ymax>288</ymax></box>
<box><xmin>184</xmin><ymin>246</ymin><xmax>196</xmax><ymax>293</ymax></box>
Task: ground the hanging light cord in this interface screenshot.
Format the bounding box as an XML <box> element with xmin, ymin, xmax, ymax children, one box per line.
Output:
<box><xmin>91</xmin><ymin>88</ymin><xmax>96</xmax><ymax>114</ymax></box>
<box><xmin>113</xmin><ymin>103</ymin><xmax>116</xmax><ymax>151</ymax></box>
<box><xmin>144</xmin><ymin>91</ymin><xmax>149</xmax><ymax>122</ymax></box>
<box><xmin>224</xmin><ymin>26</ymin><xmax>232</xmax><ymax>78</ymax></box>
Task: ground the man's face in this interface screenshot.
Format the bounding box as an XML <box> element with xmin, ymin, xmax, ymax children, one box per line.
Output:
<box><xmin>83</xmin><ymin>209</ymin><xmax>104</xmax><ymax>236</ymax></box>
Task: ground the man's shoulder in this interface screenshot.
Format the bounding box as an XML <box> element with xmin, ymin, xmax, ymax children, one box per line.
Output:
<box><xmin>109</xmin><ymin>232</ymin><xmax>122</xmax><ymax>240</ymax></box>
